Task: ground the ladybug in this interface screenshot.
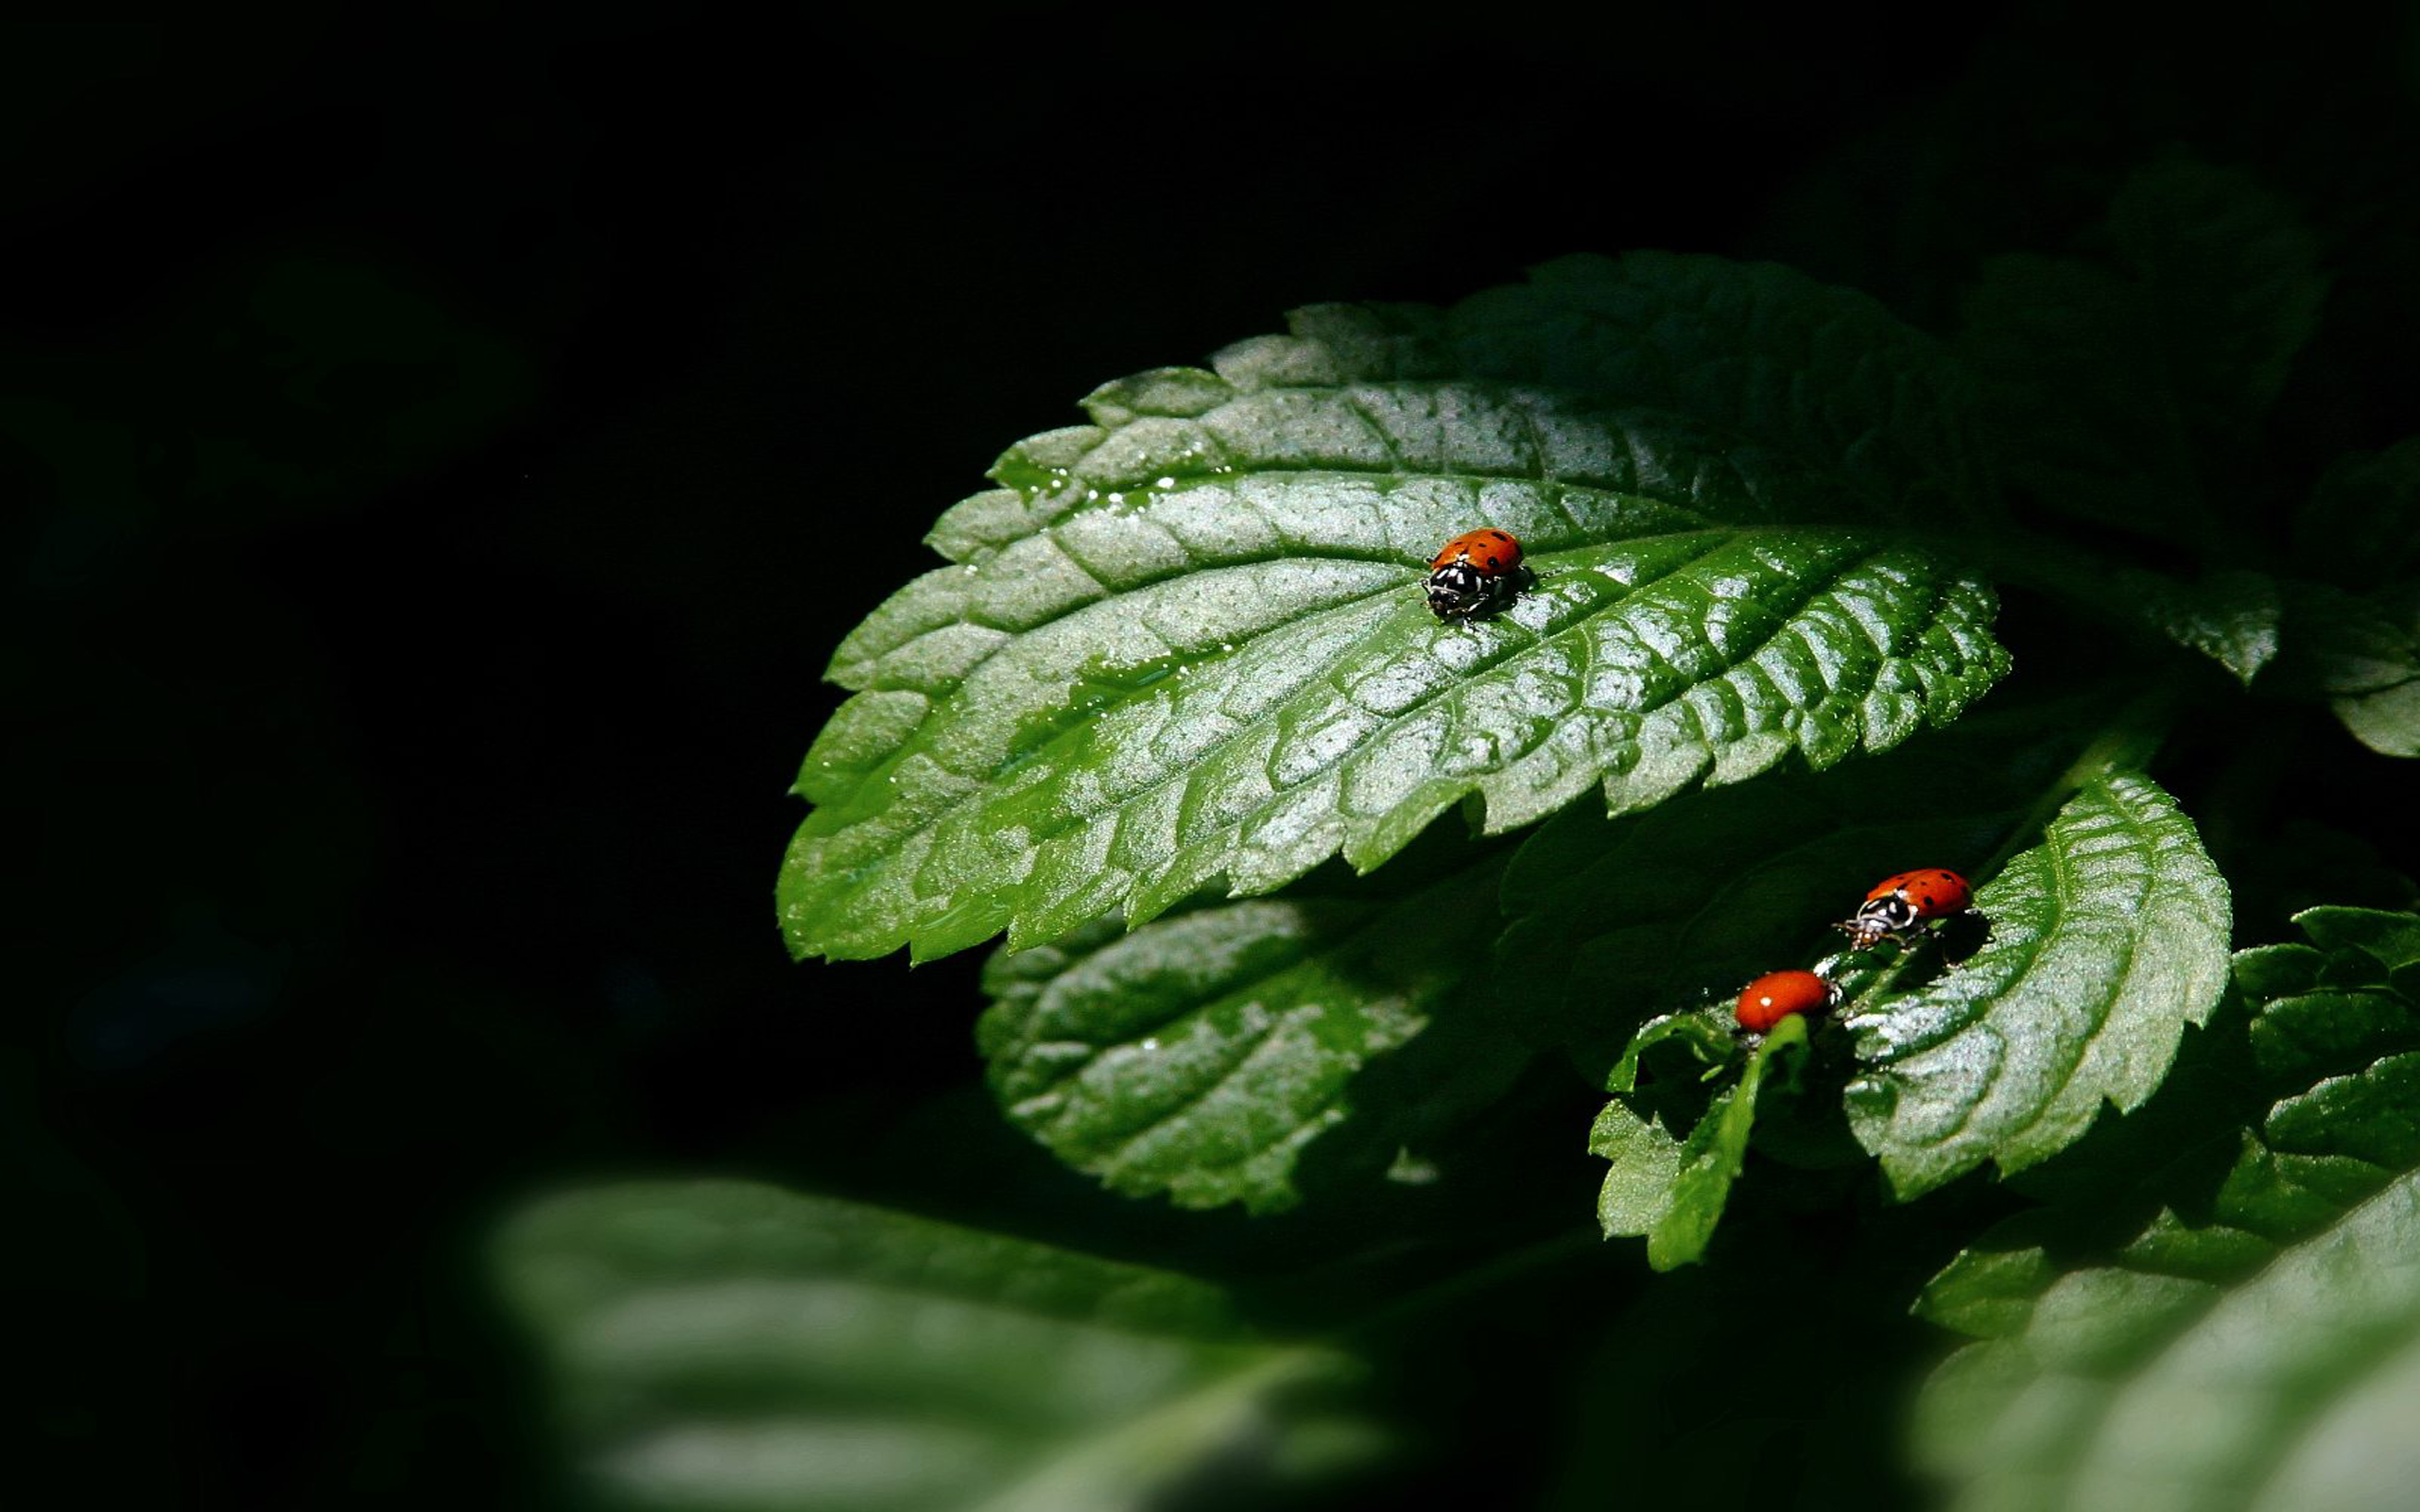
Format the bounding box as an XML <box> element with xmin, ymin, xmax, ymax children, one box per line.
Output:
<box><xmin>1736</xmin><ymin>970</ymin><xmax>1838</xmax><ymax>1034</ymax></box>
<box><xmin>1836</xmin><ymin>868</ymin><xmax>1974</xmax><ymax>950</ymax></box>
<box><xmin>1425</xmin><ymin>528</ymin><xmax>1529</xmax><ymax>620</ymax></box>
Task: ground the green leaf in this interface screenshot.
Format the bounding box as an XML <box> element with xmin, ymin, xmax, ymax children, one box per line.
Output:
<box><xmin>1962</xmin><ymin>253</ymin><xmax>2177</xmax><ymax>532</ymax></box>
<box><xmin>2270</xmin><ymin>580</ymin><xmax>2420</xmax><ymax>759</ymax></box>
<box><xmin>1949</xmin><ymin>530</ymin><xmax>2286</xmax><ymax>684</ymax></box>
<box><xmin>1844</xmin><ymin>771</ymin><xmax>2232</xmax><ymax>1197</ymax></box>
<box><xmin>1607</xmin><ymin>1011</ymin><xmax>1742</xmax><ymax>1094</ymax></box>
<box><xmin>496</xmin><ymin>1180</ymin><xmax>1356</xmax><ymax>1512</ymax></box>
<box><xmin>1591</xmin><ymin>1015</ymin><xmax>1811</xmax><ymax>1269</ymax></box>
<box><xmin>1446</xmin><ymin>251</ymin><xmax>1996</xmax><ymax>519</ymax></box>
<box><xmin>1495</xmin><ymin>699</ymin><xmax>2073</xmax><ymax>1073</ymax></box>
<box><xmin>1961</xmin><ymin>159</ymin><xmax>2325</xmax><ymax>549</ymax></box>
<box><xmin>977</xmin><ymin>844</ymin><xmax>1524</xmax><ymax>1213</ymax></box>
<box><xmin>781</xmin><ymin>274</ymin><xmax>2010</xmax><ymax>965</ymax></box>
<box><xmin>1588</xmin><ymin>1099</ymin><xmax>1684</xmax><ymax>1239</ymax></box>
<box><xmin>2127</xmin><ymin>566</ymin><xmax>2283</xmax><ymax>686</ymax></box>
<box><xmin>2103</xmin><ymin>157</ymin><xmax>2327</xmax><ymax>420</ymax></box>
<box><xmin>2295</xmin><ymin>438</ymin><xmax>2420</xmax><ymax>591</ymax></box>
<box><xmin>2238</xmin><ymin>444</ymin><xmax>2420</xmax><ymax>755</ymax></box>
<box><xmin>1914</xmin><ymin>907</ymin><xmax>2420</xmax><ymax>1512</ymax></box>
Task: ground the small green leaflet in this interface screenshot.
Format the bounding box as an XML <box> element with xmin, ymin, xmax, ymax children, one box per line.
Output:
<box><xmin>1915</xmin><ymin>907</ymin><xmax>2420</xmax><ymax>1512</ymax></box>
<box><xmin>496</xmin><ymin>1180</ymin><xmax>1356</xmax><ymax>1512</ymax></box>
<box><xmin>978</xmin><ymin>844</ymin><xmax>1524</xmax><ymax>1214</ymax></box>
<box><xmin>1590</xmin><ymin>1013</ymin><xmax>1809</xmax><ymax>1270</ymax></box>
<box><xmin>782</xmin><ymin>258</ymin><xmax>2010</xmax><ymax>964</ymax></box>
<box><xmin>1844</xmin><ymin>771</ymin><xmax>2232</xmax><ymax>1196</ymax></box>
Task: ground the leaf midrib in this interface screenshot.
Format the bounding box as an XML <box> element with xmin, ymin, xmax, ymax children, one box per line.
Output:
<box><xmin>855</xmin><ymin>464</ymin><xmax>1729</xmax><ymax>689</ymax></box>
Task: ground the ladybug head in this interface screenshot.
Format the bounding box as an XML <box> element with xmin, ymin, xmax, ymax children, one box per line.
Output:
<box><xmin>1858</xmin><ymin>894</ymin><xmax>1918</xmax><ymax>932</ymax></box>
<box><xmin>1426</xmin><ymin>561</ymin><xmax>1487</xmax><ymax>619</ymax></box>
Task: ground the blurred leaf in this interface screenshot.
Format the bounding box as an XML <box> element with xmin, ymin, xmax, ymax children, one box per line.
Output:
<box><xmin>2104</xmin><ymin>157</ymin><xmax>2328</xmax><ymax>419</ymax></box>
<box><xmin>977</xmin><ymin>844</ymin><xmax>1524</xmax><ymax>1213</ymax></box>
<box><xmin>2269</xmin><ymin>581</ymin><xmax>2420</xmax><ymax>758</ymax></box>
<box><xmin>782</xmin><ymin>266</ymin><xmax>2011</xmax><ymax>965</ymax></box>
<box><xmin>1914</xmin><ymin>906</ymin><xmax>2420</xmax><ymax>1512</ymax></box>
<box><xmin>1444</xmin><ymin>250</ymin><xmax>1996</xmax><ymax>519</ymax></box>
<box><xmin>1961</xmin><ymin>159</ymin><xmax>2325</xmax><ymax>549</ymax></box>
<box><xmin>2127</xmin><ymin>566</ymin><xmax>2283</xmax><ymax>686</ymax></box>
<box><xmin>1962</xmin><ymin>253</ymin><xmax>2174</xmax><ymax>529</ymax></box>
<box><xmin>1845</xmin><ymin>772</ymin><xmax>2232</xmax><ymax>1197</ymax></box>
<box><xmin>1591</xmin><ymin>1014</ymin><xmax>1810</xmax><ymax>1269</ymax></box>
<box><xmin>2227</xmin><ymin>821</ymin><xmax>2420</xmax><ymax>942</ymax></box>
<box><xmin>498</xmin><ymin>1180</ymin><xmax>1357</xmax><ymax>1512</ymax></box>
<box><xmin>2295</xmin><ymin>438</ymin><xmax>2420</xmax><ymax>592</ymax></box>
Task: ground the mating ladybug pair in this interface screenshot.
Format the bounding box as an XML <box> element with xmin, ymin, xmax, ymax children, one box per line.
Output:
<box><xmin>1425</xmin><ymin>528</ymin><xmax>1530</xmax><ymax>619</ymax></box>
<box><xmin>1732</xmin><ymin>869</ymin><xmax>1978</xmax><ymax>1033</ymax></box>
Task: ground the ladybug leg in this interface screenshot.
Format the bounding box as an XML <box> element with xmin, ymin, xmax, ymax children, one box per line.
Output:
<box><xmin>1833</xmin><ymin>919</ymin><xmax>1893</xmax><ymax>951</ymax></box>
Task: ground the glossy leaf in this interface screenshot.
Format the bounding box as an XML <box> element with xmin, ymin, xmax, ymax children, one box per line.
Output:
<box><xmin>977</xmin><ymin>846</ymin><xmax>1522</xmax><ymax>1213</ymax></box>
<box><xmin>781</xmin><ymin>274</ymin><xmax>2010</xmax><ymax>964</ymax></box>
<box><xmin>1915</xmin><ymin>908</ymin><xmax>2420</xmax><ymax>1512</ymax></box>
<box><xmin>1844</xmin><ymin>772</ymin><xmax>2232</xmax><ymax>1197</ymax></box>
<box><xmin>1495</xmin><ymin>701</ymin><xmax>2072</xmax><ymax>1073</ymax></box>
<box><xmin>497</xmin><ymin>1180</ymin><xmax>1355</xmax><ymax>1512</ymax></box>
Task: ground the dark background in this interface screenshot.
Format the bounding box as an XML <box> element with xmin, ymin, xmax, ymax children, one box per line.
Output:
<box><xmin>15</xmin><ymin>10</ymin><xmax>2416</xmax><ymax>1508</ymax></box>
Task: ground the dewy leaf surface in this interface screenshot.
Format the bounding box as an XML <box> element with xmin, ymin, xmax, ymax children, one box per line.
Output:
<box><xmin>1915</xmin><ymin>908</ymin><xmax>2420</xmax><ymax>1512</ymax></box>
<box><xmin>1844</xmin><ymin>772</ymin><xmax>2231</xmax><ymax>1197</ymax></box>
<box><xmin>497</xmin><ymin>1180</ymin><xmax>1353</xmax><ymax>1512</ymax></box>
<box><xmin>781</xmin><ymin>265</ymin><xmax>2010</xmax><ymax>964</ymax></box>
<box><xmin>977</xmin><ymin>845</ymin><xmax>1523</xmax><ymax>1213</ymax></box>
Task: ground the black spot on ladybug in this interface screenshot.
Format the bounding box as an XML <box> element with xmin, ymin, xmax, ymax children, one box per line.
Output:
<box><xmin>1484</xmin><ymin>556</ymin><xmax>1500</xmax><ymax>568</ymax></box>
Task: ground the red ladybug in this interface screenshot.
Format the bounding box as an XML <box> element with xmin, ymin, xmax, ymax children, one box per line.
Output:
<box><xmin>1836</xmin><ymin>868</ymin><xmax>1974</xmax><ymax>950</ymax></box>
<box><xmin>1736</xmin><ymin>970</ymin><xmax>1837</xmax><ymax>1034</ymax></box>
<box><xmin>1425</xmin><ymin>528</ymin><xmax>1530</xmax><ymax>619</ymax></box>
